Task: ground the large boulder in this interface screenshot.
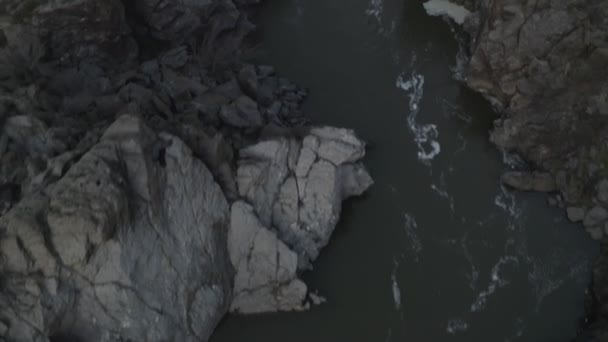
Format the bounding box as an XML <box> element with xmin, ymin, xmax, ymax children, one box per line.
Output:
<box><xmin>462</xmin><ymin>0</ymin><xmax>608</xmax><ymax>169</ymax></box>
<box><xmin>228</xmin><ymin>201</ymin><xmax>307</xmax><ymax>313</ymax></box>
<box><xmin>0</xmin><ymin>115</ymin><xmax>233</xmax><ymax>342</ymax></box>
<box><xmin>237</xmin><ymin>127</ymin><xmax>373</xmax><ymax>268</ymax></box>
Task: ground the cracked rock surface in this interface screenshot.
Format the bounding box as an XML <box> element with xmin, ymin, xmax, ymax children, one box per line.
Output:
<box><xmin>454</xmin><ymin>0</ymin><xmax>608</xmax><ymax>339</ymax></box>
<box><xmin>0</xmin><ymin>114</ymin><xmax>372</xmax><ymax>341</ymax></box>
<box><xmin>0</xmin><ymin>0</ymin><xmax>373</xmax><ymax>339</ymax></box>
<box><xmin>237</xmin><ymin>127</ymin><xmax>373</xmax><ymax>269</ymax></box>
<box><xmin>0</xmin><ymin>115</ymin><xmax>234</xmax><ymax>342</ymax></box>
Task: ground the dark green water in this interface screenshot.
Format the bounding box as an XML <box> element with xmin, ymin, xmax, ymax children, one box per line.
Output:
<box><xmin>212</xmin><ymin>0</ymin><xmax>599</xmax><ymax>341</ymax></box>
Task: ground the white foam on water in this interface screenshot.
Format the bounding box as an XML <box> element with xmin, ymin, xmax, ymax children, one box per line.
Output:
<box><xmin>470</xmin><ymin>256</ymin><xmax>518</xmax><ymax>312</ymax></box>
<box><xmin>422</xmin><ymin>0</ymin><xmax>471</xmax><ymax>25</ymax></box>
<box><xmin>494</xmin><ymin>184</ymin><xmax>522</xmax><ymax>219</ymax></box>
<box><xmin>391</xmin><ymin>273</ymin><xmax>401</xmax><ymax>310</ymax></box>
<box><xmin>396</xmin><ymin>72</ymin><xmax>441</xmax><ymax>163</ymax></box>
<box><xmin>461</xmin><ymin>233</ymin><xmax>479</xmax><ymax>289</ymax></box>
<box><xmin>446</xmin><ymin>318</ymin><xmax>469</xmax><ymax>334</ymax></box>
<box><xmin>391</xmin><ymin>259</ymin><xmax>402</xmax><ymax>310</ymax></box>
<box><xmin>451</xmin><ymin>42</ymin><xmax>469</xmax><ymax>81</ymax></box>
<box><xmin>403</xmin><ymin>213</ymin><xmax>422</xmax><ymax>260</ymax></box>
<box><xmin>431</xmin><ymin>172</ymin><xmax>455</xmax><ymax>212</ymax></box>
<box><xmin>366</xmin><ymin>0</ymin><xmax>384</xmax><ymax>25</ymax></box>
<box><xmin>430</xmin><ymin>184</ymin><xmax>449</xmax><ymax>198</ymax></box>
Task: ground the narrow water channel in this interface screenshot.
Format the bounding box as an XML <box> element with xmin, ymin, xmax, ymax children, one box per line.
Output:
<box><xmin>212</xmin><ymin>0</ymin><xmax>599</xmax><ymax>341</ymax></box>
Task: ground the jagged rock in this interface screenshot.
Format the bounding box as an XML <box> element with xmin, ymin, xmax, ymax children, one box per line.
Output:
<box><xmin>597</xmin><ymin>179</ymin><xmax>608</xmax><ymax>206</ymax></box>
<box><xmin>423</xmin><ymin>0</ymin><xmax>471</xmax><ymax>25</ymax></box>
<box><xmin>238</xmin><ymin>64</ymin><xmax>259</xmax><ymax>99</ymax></box>
<box><xmin>567</xmin><ymin>207</ymin><xmax>586</xmax><ymax>223</ymax></box>
<box><xmin>236</xmin><ymin>127</ymin><xmax>373</xmax><ymax>268</ymax></box>
<box><xmin>126</xmin><ymin>0</ymin><xmax>225</xmax><ymax>42</ymax></box>
<box><xmin>0</xmin><ymin>183</ymin><xmax>19</xmax><ymax>216</ymax></box>
<box><xmin>0</xmin><ymin>0</ymin><xmax>374</xmax><ymax>339</ymax></box>
<box><xmin>500</xmin><ymin>171</ymin><xmax>556</xmax><ymax>192</ymax></box>
<box><xmin>433</xmin><ymin>1</ymin><xmax>608</xmax><ymax>337</ymax></box>
<box><xmin>219</xmin><ymin>96</ymin><xmax>263</xmax><ymax>128</ymax></box>
<box><xmin>584</xmin><ymin>206</ymin><xmax>608</xmax><ymax>228</ymax></box>
<box><xmin>228</xmin><ymin>201</ymin><xmax>307</xmax><ymax>313</ymax></box>
<box><xmin>587</xmin><ymin>226</ymin><xmax>604</xmax><ymax>241</ymax></box>
<box><xmin>313</xmin><ymin>127</ymin><xmax>366</xmax><ymax>165</ymax></box>
<box><xmin>0</xmin><ymin>115</ymin><xmax>233</xmax><ymax>342</ymax></box>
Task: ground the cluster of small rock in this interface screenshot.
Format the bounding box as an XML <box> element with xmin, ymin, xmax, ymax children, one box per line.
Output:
<box><xmin>0</xmin><ymin>0</ymin><xmax>372</xmax><ymax>341</ymax></box>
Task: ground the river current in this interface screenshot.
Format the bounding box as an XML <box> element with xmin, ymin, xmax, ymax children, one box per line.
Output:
<box><xmin>212</xmin><ymin>0</ymin><xmax>599</xmax><ymax>341</ymax></box>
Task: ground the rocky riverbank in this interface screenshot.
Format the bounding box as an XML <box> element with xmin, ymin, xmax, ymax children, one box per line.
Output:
<box><xmin>0</xmin><ymin>1</ymin><xmax>372</xmax><ymax>341</ymax></box>
<box><xmin>428</xmin><ymin>0</ymin><xmax>608</xmax><ymax>340</ymax></box>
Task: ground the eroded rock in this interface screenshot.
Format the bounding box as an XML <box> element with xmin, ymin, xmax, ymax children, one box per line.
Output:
<box><xmin>501</xmin><ymin>171</ymin><xmax>556</xmax><ymax>192</ymax></box>
<box><xmin>228</xmin><ymin>201</ymin><xmax>307</xmax><ymax>313</ymax></box>
<box><xmin>237</xmin><ymin>127</ymin><xmax>373</xmax><ymax>268</ymax></box>
<box><xmin>0</xmin><ymin>115</ymin><xmax>233</xmax><ymax>342</ymax></box>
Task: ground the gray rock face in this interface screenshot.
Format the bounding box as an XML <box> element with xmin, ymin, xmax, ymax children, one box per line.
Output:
<box><xmin>2</xmin><ymin>0</ymin><xmax>136</xmax><ymax>63</ymax></box>
<box><xmin>228</xmin><ymin>201</ymin><xmax>307</xmax><ymax>313</ymax></box>
<box><xmin>237</xmin><ymin>127</ymin><xmax>373</xmax><ymax>268</ymax></box>
<box><xmin>219</xmin><ymin>96</ymin><xmax>263</xmax><ymax>128</ymax></box>
<box><xmin>0</xmin><ymin>0</ymin><xmax>374</xmax><ymax>339</ymax></box>
<box><xmin>566</xmin><ymin>207</ymin><xmax>586</xmax><ymax>223</ymax></box>
<box><xmin>584</xmin><ymin>206</ymin><xmax>608</xmax><ymax>228</ymax></box>
<box><xmin>500</xmin><ymin>171</ymin><xmax>556</xmax><ymax>192</ymax></box>
<box><xmin>0</xmin><ymin>115</ymin><xmax>233</xmax><ymax>342</ymax></box>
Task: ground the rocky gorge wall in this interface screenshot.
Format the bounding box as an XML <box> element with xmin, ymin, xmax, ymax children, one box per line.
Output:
<box><xmin>0</xmin><ymin>1</ymin><xmax>372</xmax><ymax>341</ymax></box>
<box><xmin>439</xmin><ymin>0</ymin><xmax>608</xmax><ymax>340</ymax></box>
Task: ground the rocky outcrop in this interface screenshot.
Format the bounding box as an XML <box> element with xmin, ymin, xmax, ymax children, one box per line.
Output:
<box><xmin>0</xmin><ymin>115</ymin><xmax>234</xmax><ymax>342</ymax></box>
<box><xmin>228</xmin><ymin>127</ymin><xmax>372</xmax><ymax>311</ymax></box>
<box><xmin>445</xmin><ymin>0</ymin><xmax>608</xmax><ymax>339</ymax></box>
<box><xmin>228</xmin><ymin>201</ymin><xmax>307</xmax><ymax>313</ymax></box>
<box><xmin>0</xmin><ymin>0</ymin><xmax>373</xmax><ymax>339</ymax></box>
<box><xmin>0</xmin><ymin>113</ymin><xmax>372</xmax><ymax>340</ymax></box>
<box><xmin>236</xmin><ymin>128</ymin><xmax>373</xmax><ymax>268</ymax></box>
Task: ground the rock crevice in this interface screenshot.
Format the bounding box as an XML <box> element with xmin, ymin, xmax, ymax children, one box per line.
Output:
<box><xmin>0</xmin><ymin>1</ymin><xmax>373</xmax><ymax>341</ymax></box>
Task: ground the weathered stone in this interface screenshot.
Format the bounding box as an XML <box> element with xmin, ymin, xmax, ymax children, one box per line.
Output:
<box><xmin>586</xmin><ymin>226</ymin><xmax>604</xmax><ymax>241</ymax></box>
<box><xmin>0</xmin><ymin>115</ymin><xmax>233</xmax><ymax>342</ymax></box>
<box><xmin>238</xmin><ymin>64</ymin><xmax>259</xmax><ymax>98</ymax></box>
<box><xmin>219</xmin><ymin>96</ymin><xmax>263</xmax><ymax>128</ymax></box>
<box><xmin>3</xmin><ymin>115</ymin><xmax>65</xmax><ymax>158</ymax></box>
<box><xmin>584</xmin><ymin>205</ymin><xmax>608</xmax><ymax>228</ymax></box>
<box><xmin>228</xmin><ymin>201</ymin><xmax>306</xmax><ymax>313</ymax></box>
<box><xmin>17</xmin><ymin>0</ymin><xmax>136</xmax><ymax>63</ymax></box>
<box><xmin>566</xmin><ymin>206</ymin><xmax>586</xmax><ymax>223</ymax></box>
<box><xmin>340</xmin><ymin>164</ymin><xmax>375</xmax><ymax>199</ymax></box>
<box><xmin>236</xmin><ymin>128</ymin><xmax>372</xmax><ymax>268</ymax></box>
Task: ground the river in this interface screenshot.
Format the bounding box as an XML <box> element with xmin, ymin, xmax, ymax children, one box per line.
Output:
<box><xmin>211</xmin><ymin>0</ymin><xmax>599</xmax><ymax>340</ymax></box>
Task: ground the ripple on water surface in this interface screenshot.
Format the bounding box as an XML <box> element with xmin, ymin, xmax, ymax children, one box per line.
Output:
<box><xmin>211</xmin><ymin>0</ymin><xmax>599</xmax><ymax>341</ymax></box>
